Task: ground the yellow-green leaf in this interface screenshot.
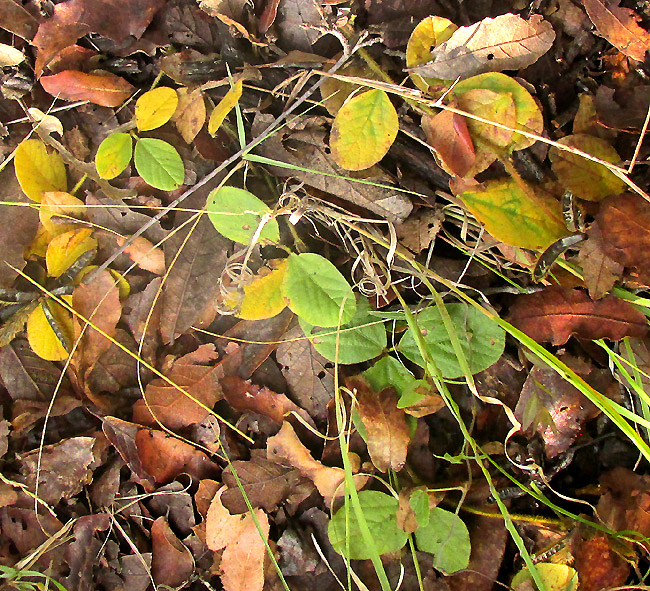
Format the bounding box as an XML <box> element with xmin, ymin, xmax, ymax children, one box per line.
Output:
<box><xmin>458</xmin><ymin>89</ymin><xmax>516</xmax><ymax>148</ymax></box>
<box><xmin>549</xmin><ymin>134</ymin><xmax>626</xmax><ymax>201</ymax></box>
<box><xmin>27</xmin><ymin>298</ymin><xmax>74</xmax><ymax>361</ymax></box>
<box><xmin>406</xmin><ymin>16</ymin><xmax>457</xmax><ymax>93</ymax></box>
<box><xmin>208</xmin><ymin>80</ymin><xmax>243</xmax><ymax>136</ymax></box>
<box><xmin>135</xmin><ymin>87</ymin><xmax>179</xmax><ymax>132</ymax></box>
<box><xmin>330</xmin><ymin>89</ymin><xmax>398</xmax><ymax>171</ymax></box>
<box><xmin>95</xmin><ymin>132</ymin><xmax>133</xmax><ymax>179</ymax></box>
<box><xmin>46</xmin><ymin>228</ymin><xmax>97</xmax><ymax>278</ymax></box>
<box><xmin>236</xmin><ymin>260</ymin><xmax>288</xmax><ymax>320</ymax></box>
<box><xmin>14</xmin><ymin>138</ymin><xmax>67</xmax><ymax>202</ymax></box>
<box><xmin>460</xmin><ymin>178</ymin><xmax>568</xmax><ymax>250</ymax></box>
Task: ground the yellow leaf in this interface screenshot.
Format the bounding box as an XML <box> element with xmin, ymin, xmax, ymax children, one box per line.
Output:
<box><xmin>46</xmin><ymin>228</ymin><xmax>97</xmax><ymax>278</ymax></box>
<box><xmin>237</xmin><ymin>260</ymin><xmax>288</xmax><ymax>320</ymax></box>
<box><xmin>208</xmin><ymin>80</ymin><xmax>242</xmax><ymax>136</ymax></box>
<box><xmin>27</xmin><ymin>298</ymin><xmax>74</xmax><ymax>361</ymax></box>
<box><xmin>14</xmin><ymin>139</ymin><xmax>67</xmax><ymax>202</ymax></box>
<box><xmin>135</xmin><ymin>87</ymin><xmax>179</xmax><ymax>132</ymax></box>
<box><xmin>40</xmin><ymin>191</ymin><xmax>85</xmax><ymax>235</ymax></box>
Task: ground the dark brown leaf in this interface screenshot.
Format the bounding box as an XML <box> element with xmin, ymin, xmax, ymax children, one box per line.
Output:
<box><xmin>508</xmin><ymin>287</ymin><xmax>647</xmax><ymax>345</ymax></box>
<box><xmin>0</xmin><ymin>0</ymin><xmax>39</xmax><ymax>40</ymax></box>
<box><xmin>63</xmin><ymin>514</ymin><xmax>111</xmax><ymax>591</ymax></box>
<box><xmin>151</xmin><ymin>516</ymin><xmax>194</xmax><ymax>588</ymax></box>
<box><xmin>102</xmin><ymin>416</ymin><xmax>155</xmax><ymax>488</ymax></box>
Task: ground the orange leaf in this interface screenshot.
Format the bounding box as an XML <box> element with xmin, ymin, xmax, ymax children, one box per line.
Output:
<box><xmin>40</xmin><ymin>70</ymin><xmax>134</xmax><ymax>107</ymax></box>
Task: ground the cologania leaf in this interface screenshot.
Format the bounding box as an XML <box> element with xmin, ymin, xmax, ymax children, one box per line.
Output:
<box><xmin>26</xmin><ymin>298</ymin><xmax>74</xmax><ymax>362</ymax></box>
<box><xmin>328</xmin><ymin>490</ymin><xmax>408</xmax><ymax>559</ymax></box>
<box><xmin>299</xmin><ymin>297</ymin><xmax>386</xmax><ymax>364</ymax></box>
<box><xmin>414</xmin><ymin>507</ymin><xmax>471</xmax><ymax>573</ymax></box>
<box><xmin>95</xmin><ymin>133</ymin><xmax>133</xmax><ymax>179</ymax></box>
<box><xmin>208</xmin><ymin>80</ymin><xmax>243</xmax><ymax>136</ymax></box>
<box><xmin>135</xmin><ymin>87</ymin><xmax>179</xmax><ymax>132</ymax></box>
<box><xmin>133</xmin><ymin>138</ymin><xmax>184</xmax><ymax>191</ymax></box>
<box><xmin>398</xmin><ymin>302</ymin><xmax>505</xmax><ymax>379</ymax></box>
<box><xmin>206</xmin><ymin>186</ymin><xmax>280</xmax><ymax>245</ymax></box>
<box><xmin>282</xmin><ymin>253</ymin><xmax>356</xmax><ymax>328</ymax></box>
<box><xmin>330</xmin><ymin>89</ymin><xmax>399</xmax><ymax>171</ymax></box>
<box><xmin>14</xmin><ymin>139</ymin><xmax>67</xmax><ymax>202</ymax></box>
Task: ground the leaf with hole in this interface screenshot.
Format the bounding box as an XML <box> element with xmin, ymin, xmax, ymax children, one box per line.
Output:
<box><xmin>414</xmin><ymin>507</ymin><xmax>471</xmax><ymax>573</ymax></box>
<box><xmin>134</xmin><ymin>138</ymin><xmax>184</xmax><ymax>191</ymax></box>
<box><xmin>330</xmin><ymin>89</ymin><xmax>398</xmax><ymax>171</ymax></box>
<box><xmin>95</xmin><ymin>133</ymin><xmax>132</xmax><ymax>179</ymax></box>
<box><xmin>14</xmin><ymin>139</ymin><xmax>67</xmax><ymax>202</ymax></box>
<box><xmin>398</xmin><ymin>302</ymin><xmax>505</xmax><ymax>378</ymax></box>
<box><xmin>299</xmin><ymin>297</ymin><xmax>386</xmax><ymax>364</ymax></box>
<box><xmin>135</xmin><ymin>87</ymin><xmax>178</xmax><ymax>132</ymax></box>
<box><xmin>282</xmin><ymin>253</ymin><xmax>356</xmax><ymax>328</ymax></box>
<box><xmin>206</xmin><ymin>186</ymin><xmax>280</xmax><ymax>245</ymax></box>
<box><xmin>328</xmin><ymin>490</ymin><xmax>408</xmax><ymax>559</ymax></box>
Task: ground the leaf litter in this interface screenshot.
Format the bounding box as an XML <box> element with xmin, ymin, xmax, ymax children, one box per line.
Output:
<box><xmin>3</xmin><ymin>0</ymin><xmax>650</xmax><ymax>589</ymax></box>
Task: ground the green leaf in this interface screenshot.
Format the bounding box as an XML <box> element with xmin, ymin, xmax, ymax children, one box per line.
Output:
<box><xmin>511</xmin><ymin>563</ymin><xmax>578</xmax><ymax>591</ymax></box>
<box><xmin>410</xmin><ymin>489</ymin><xmax>430</xmax><ymax>528</ymax></box>
<box><xmin>414</xmin><ymin>507</ymin><xmax>470</xmax><ymax>573</ymax></box>
<box><xmin>460</xmin><ymin>177</ymin><xmax>568</xmax><ymax>250</ymax></box>
<box><xmin>328</xmin><ymin>490</ymin><xmax>408</xmax><ymax>559</ymax></box>
<box><xmin>283</xmin><ymin>253</ymin><xmax>356</xmax><ymax>328</ymax></box>
<box><xmin>299</xmin><ymin>297</ymin><xmax>386</xmax><ymax>364</ymax></box>
<box><xmin>398</xmin><ymin>303</ymin><xmax>505</xmax><ymax>379</ymax></box>
<box><xmin>133</xmin><ymin>138</ymin><xmax>184</xmax><ymax>191</ymax></box>
<box><xmin>205</xmin><ymin>186</ymin><xmax>280</xmax><ymax>245</ymax></box>
<box><xmin>95</xmin><ymin>132</ymin><xmax>132</xmax><ymax>179</ymax></box>
<box><xmin>14</xmin><ymin>139</ymin><xmax>67</xmax><ymax>202</ymax></box>
<box><xmin>330</xmin><ymin>89</ymin><xmax>398</xmax><ymax>171</ymax></box>
<box><xmin>397</xmin><ymin>379</ymin><xmax>435</xmax><ymax>408</ymax></box>
<box><xmin>135</xmin><ymin>87</ymin><xmax>178</xmax><ymax>131</ymax></box>
<box><xmin>363</xmin><ymin>355</ymin><xmax>416</xmax><ymax>397</ymax></box>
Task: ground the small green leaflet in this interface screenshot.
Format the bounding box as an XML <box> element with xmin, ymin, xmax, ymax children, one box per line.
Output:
<box><xmin>414</xmin><ymin>507</ymin><xmax>471</xmax><ymax>573</ymax></box>
<box><xmin>133</xmin><ymin>138</ymin><xmax>184</xmax><ymax>191</ymax></box>
<box><xmin>363</xmin><ymin>355</ymin><xmax>416</xmax><ymax>397</ymax></box>
<box><xmin>95</xmin><ymin>133</ymin><xmax>132</xmax><ymax>179</ymax></box>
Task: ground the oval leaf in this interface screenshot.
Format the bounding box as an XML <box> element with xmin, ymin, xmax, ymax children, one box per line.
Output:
<box><xmin>40</xmin><ymin>70</ymin><xmax>134</xmax><ymax>108</ymax></box>
<box><xmin>206</xmin><ymin>186</ymin><xmax>280</xmax><ymax>245</ymax></box>
<box><xmin>208</xmin><ymin>80</ymin><xmax>243</xmax><ymax>136</ymax></box>
<box><xmin>460</xmin><ymin>178</ymin><xmax>568</xmax><ymax>250</ymax></box>
<box><xmin>398</xmin><ymin>303</ymin><xmax>505</xmax><ymax>379</ymax></box>
<box><xmin>414</xmin><ymin>507</ymin><xmax>471</xmax><ymax>573</ymax></box>
<box><xmin>300</xmin><ymin>297</ymin><xmax>386</xmax><ymax>364</ymax></box>
<box><xmin>136</xmin><ymin>87</ymin><xmax>179</xmax><ymax>132</ymax></box>
<box><xmin>363</xmin><ymin>355</ymin><xmax>416</xmax><ymax>398</ymax></box>
<box><xmin>46</xmin><ymin>228</ymin><xmax>97</xmax><ymax>278</ymax></box>
<box><xmin>134</xmin><ymin>138</ymin><xmax>184</xmax><ymax>191</ymax></box>
<box><xmin>330</xmin><ymin>89</ymin><xmax>398</xmax><ymax>171</ymax></box>
<box><xmin>283</xmin><ymin>253</ymin><xmax>356</xmax><ymax>328</ymax></box>
<box><xmin>235</xmin><ymin>260</ymin><xmax>288</xmax><ymax>320</ymax></box>
<box><xmin>512</xmin><ymin>563</ymin><xmax>578</xmax><ymax>591</ymax></box>
<box><xmin>14</xmin><ymin>139</ymin><xmax>67</xmax><ymax>202</ymax></box>
<box><xmin>328</xmin><ymin>490</ymin><xmax>408</xmax><ymax>559</ymax></box>
<box><xmin>27</xmin><ymin>300</ymin><xmax>74</xmax><ymax>362</ymax></box>
<box><xmin>95</xmin><ymin>132</ymin><xmax>133</xmax><ymax>179</ymax></box>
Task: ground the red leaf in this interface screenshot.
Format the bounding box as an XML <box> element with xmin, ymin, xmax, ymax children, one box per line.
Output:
<box><xmin>40</xmin><ymin>71</ymin><xmax>135</xmax><ymax>107</ymax></box>
<box><xmin>508</xmin><ymin>287</ymin><xmax>647</xmax><ymax>345</ymax></box>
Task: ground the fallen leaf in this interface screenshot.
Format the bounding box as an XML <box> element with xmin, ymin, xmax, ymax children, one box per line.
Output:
<box><xmin>421</xmin><ymin>110</ymin><xmax>475</xmax><ymax>178</ymax></box>
<box><xmin>40</xmin><ymin>71</ymin><xmax>135</xmax><ymax>108</ymax></box>
<box><xmin>26</xmin><ymin>299</ymin><xmax>74</xmax><ymax>362</ymax></box>
<box><xmin>347</xmin><ymin>375</ymin><xmax>410</xmax><ymax>472</ymax></box>
<box><xmin>0</xmin><ymin>0</ymin><xmax>39</xmax><ymax>40</ymax></box>
<box><xmin>14</xmin><ymin>139</ymin><xmax>67</xmax><ymax>203</ymax></box>
<box><xmin>274</xmin><ymin>0</ymin><xmax>327</xmax><ymax>52</ymax></box>
<box><xmin>46</xmin><ymin>227</ymin><xmax>97</xmax><ymax>278</ymax></box>
<box><xmin>508</xmin><ymin>287</ymin><xmax>648</xmax><ymax>345</ymax></box>
<box><xmin>173</xmin><ymin>87</ymin><xmax>207</xmax><ymax>143</ymax></box>
<box><xmin>63</xmin><ymin>514</ymin><xmax>111</xmax><ymax>591</ymax></box>
<box><xmin>115</xmin><ymin>235</ymin><xmax>165</xmax><ymax>275</ymax></box>
<box><xmin>582</xmin><ymin>0</ymin><xmax>650</xmax><ymax>62</ymax></box>
<box><xmin>101</xmin><ymin>417</ymin><xmax>155</xmax><ymax>488</ymax></box>
<box><xmin>572</xmin><ymin>527</ymin><xmax>629</xmax><ymax>591</ymax></box>
<box><xmin>151</xmin><ymin>516</ymin><xmax>194</xmax><ymax>588</ymax></box>
<box><xmin>235</xmin><ymin>261</ymin><xmax>287</xmax><ymax>321</ymax></box>
<box><xmin>208</xmin><ymin>80</ymin><xmax>243</xmax><ymax>136</ymax></box>
<box><xmin>577</xmin><ymin>224</ymin><xmax>623</xmax><ymax>299</ymax></box>
<box><xmin>135</xmin><ymin>87</ymin><xmax>179</xmax><ymax>132</ymax></box>
<box><xmin>410</xmin><ymin>14</ymin><xmax>555</xmax><ymax>80</ymax></box>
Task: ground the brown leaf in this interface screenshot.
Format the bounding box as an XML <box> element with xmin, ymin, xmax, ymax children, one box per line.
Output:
<box><xmin>582</xmin><ymin>0</ymin><xmax>650</xmax><ymax>62</ymax></box>
<box><xmin>133</xmin><ymin>345</ymin><xmax>223</xmax><ymax>430</ymax></box>
<box><xmin>577</xmin><ymin>223</ymin><xmax>623</xmax><ymax>299</ymax></box>
<box><xmin>34</xmin><ymin>0</ymin><xmax>165</xmax><ymax>72</ymax></box>
<box><xmin>161</xmin><ymin>216</ymin><xmax>228</xmax><ymax>343</ymax></box>
<box><xmin>508</xmin><ymin>287</ymin><xmax>647</xmax><ymax>345</ymax></box>
<box><xmin>421</xmin><ymin>110</ymin><xmax>475</xmax><ymax>179</ymax></box>
<box><xmin>40</xmin><ymin>70</ymin><xmax>135</xmax><ymax>107</ymax></box>
<box><xmin>135</xmin><ymin>428</ymin><xmax>219</xmax><ymax>484</ymax></box>
<box><xmin>0</xmin><ymin>0</ymin><xmax>39</xmax><ymax>40</ymax></box>
<box><xmin>102</xmin><ymin>416</ymin><xmax>155</xmax><ymax>488</ymax></box>
<box><xmin>124</xmin><ymin>277</ymin><xmax>162</xmax><ymax>365</ymax></box>
<box><xmin>151</xmin><ymin>516</ymin><xmax>194</xmax><ymax>588</ymax></box>
<box><xmin>598</xmin><ymin>192</ymin><xmax>650</xmax><ymax>285</ymax></box>
<box><xmin>172</xmin><ymin>87</ymin><xmax>207</xmax><ymax>143</ymax></box>
<box><xmin>410</xmin><ymin>14</ymin><xmax>555</xmax><ymax>80</ymax></box>
<box><xmin>115</xmin><ymin>236</ymin><xmax>165</xmax><ymax>275</ymax></box>
<box><xmin>63</xmin><ymin>514</ymin><xmax>111</xmax><ymax>591</ymax></box>
<box><xmin>572</xmin><ymin>527</ymin><xmax>629</xmax><ymax>591</ymax></box>
<box><xmin>222</xmin><ymin>451</ymin><xmax>307</xmax><ymax>514</ymax></box>
<box><xmin>18</xmin><ymin>437</ymin><xmax>95</xmax><ymax>504</ymax></box>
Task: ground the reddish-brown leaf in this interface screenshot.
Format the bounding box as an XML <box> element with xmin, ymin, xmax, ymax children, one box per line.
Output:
<box><xmin>508</xmin><ymin>287</ymin><xmax>647</xmax><ymax>345</ymax></box>
<box><xmin>582</xmin><ymin>0</ymin><xmax>650</xmax><ymax>62</ymax></box>
<box><xmin>0</xmin><ymin>0</ymin><xmax>39</xmax><ymax>40</ymax></box>
<box><xmin>40</xmin><ymin>70</ymin><xmax>135</xmax><ymax>108</ymax></box>
<box><xmin>421</xmin><ymin>110</ymin><xmax>475</xmax><ymax>178</ymax></box>
<box><xmin>577</xmin><ymin>223</ymin><xmax>623</xmax><ymax>299</ymax></box>
<box><xmin>598</xmin><ymin>192</ymin><xmax>650</xmax><ymax>285</ymax></box>
<box><xmin>346</xmin><ymin>375</ymin><xmax>410</xmax><ymax>472</ymax></box>
<box><xmin>572</xmin><ymin>527</ymin><xmax>629</xmax><ymax>591</ymax></box>
<box><xmin>151</xmin><ymin>516</ymin><xmax>194</xmax><ymax>588</ymax></box>
<box><xmin>63</xmin><ymin>514</ymin><xmax>111</xmax><ymax>591</ymax></box>
<box><xmin>102</xmin><ymin>416</ymin><xmax>155</xmax><ymax>488</ymax></box>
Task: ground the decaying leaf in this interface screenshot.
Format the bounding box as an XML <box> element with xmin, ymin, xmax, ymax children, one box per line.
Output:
<box><xmin>577</xmin><ymin>224</ymin><xmax>623</xmax><ymax>299</ymax></box>
<box><xmin>410</xmin><ymin>14</ymin><xmax>555</xmax><ymax>80</ymax></box>
<box><xmin>172</xmin><ymin>87</ymin><xmax>207</xmax><ymax>143</ymax></box>
<box><xmin>421</xmin><ymin>110</ymin><xmax>475</xmax><ymax>178</ymax></box>
<box><xmin>151</xmin><ymin>516</ymin><xmax>194</xmax><ymax>588</ymax></box>
<box><xmin>509</xmin><ymin>287</ymin><xmax>648</xmax><ymax>345</ymax></box>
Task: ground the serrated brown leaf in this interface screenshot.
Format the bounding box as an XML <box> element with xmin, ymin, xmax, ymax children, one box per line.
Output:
<box><xmin>346</xmin><ymin>375</ymin><xmax>410</xmax><ymax>472</ymax></box>
<box><xmin>40</xmin><ymin>71</ymin><xmax>135</xmax><ymax>108</ymax></box>
<box><xmin>577</xmin><ymin>223</ymin><xmax>623</xmax><ymax>299</ymax></box>
<box><xmin>151</xmin><ymin>516</ymin><xmax>194</xmax><ymax>589</ymax></box>
<box><xmin>582</xmin><ymin>0</ymin><xmax>650</xmax><ymax>62</ymax></box>
<box><xmin>410</xmin><ymin>14</ymin><xmax>555</xmax><ymax>80</ymax></box>
<box><xmin>508</xmin><ymin>287</ymin><xmax>647</xmax><ymax>345</ymax></box>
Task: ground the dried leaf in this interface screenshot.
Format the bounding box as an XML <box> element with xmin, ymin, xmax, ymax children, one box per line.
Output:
<box><xmin>508</xmin><ymin>287</ymin><xmax>648</xmax><ymax>345</ymax></box>
<box><xmin>115</xmin><ymin>235</ymin><xmax>165</xmax><ymax>275</ymax></box>
<box><xmin>0</xmin><ymin>0</ymin><xmax>39</xmax><ymax>40</ymax></box>
<box><xmin>421</xmin><ymin>110</ymin><xmax>475</xmax><ymax>178</ymax></box>
<box><xmin>577</xmin><ymin>224</ymin><xmax>623</xmax><ymax>299</ymax></box>
<box><xmin>40</xmin><ymin>71</ymin><xmax>135</xmax><ymax>108</ymax></box>
<box><xmin>26</xmin><ymin>299</ymin><xmax>74</xmax><ymax>362</ymax></box>
<box><xmin>582</xmin><ymin>0</ymin><xmax>650</xmax><ymax>62</ymax></box>
<box><xmin>151</xmin><ymin>516</ymin><xmax>194</xmax><ymax>588</ymax></box>
<box><xmin>410</xmin><ymin>14</ymin><xmax>555</xmax><ymax>80</ymax></box>
<box><xmin>572</xmin><ymin>528</ymin><xmax>629</xmax><ymax>591</ymax></box>
<box><xmin>173</xmin><ymin>87</ymin><xmax>207</xmax><ymax>143</ymax></box>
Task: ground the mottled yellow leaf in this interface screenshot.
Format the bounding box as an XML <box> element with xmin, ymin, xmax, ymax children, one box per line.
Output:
<box><xmin>14</xmin><ymin>139</ymin><xmax>67</xmax><ymax>202</ymax></box>
<box><xmin>27</xmin><ymin>298</ymin><xmax>74</xmax><ymax>361</ymax></box>
<box><xmin>46</xmin><ymin>228</ymin><xmax>97</xmax><ymax>278</ymax></box>
<box><xmin>135</xmin><ymin>87</ymin><xmax>179</xmax><ymax>132</ymax></box>
<box><xmin>237</xmin><ymin>260</ymin><xmax>287</xmax><ymax>320</ymax></box>
<box><xmin>208</xmin><ymin>80</ymin><xmax>243</xmax><ymax>136</ymax></box>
